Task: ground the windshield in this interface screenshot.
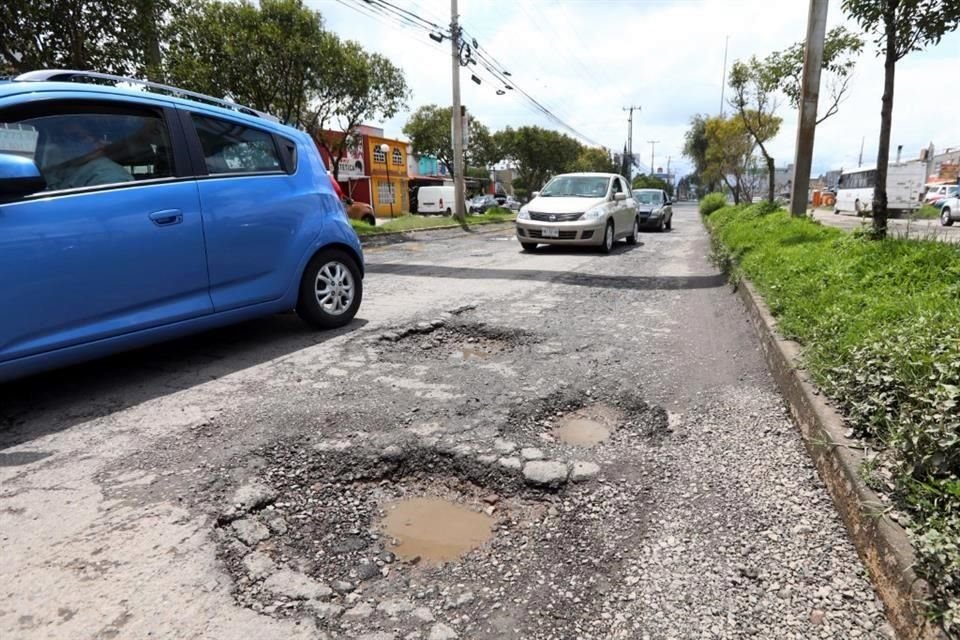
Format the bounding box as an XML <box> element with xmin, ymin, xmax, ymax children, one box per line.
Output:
<box><xmin>540</xmin><ymin>176</ymin><xmax>610</xmax><ymax>198</ymax></box>
<box><xmin>633</xmin><ymin>190</ymin><xmax>662</xmax><ymax>205</ymax></box>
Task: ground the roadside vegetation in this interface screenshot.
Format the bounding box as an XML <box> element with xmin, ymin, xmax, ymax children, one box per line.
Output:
<box><xmin>705</xmin><ymin>203</ymin><xmax>960</xmax><ymax>629</ymax></box>
<box><xmin>351</xmin><ymin>208</ymin><xmax>515</xmax><ymax>236</ymax></box>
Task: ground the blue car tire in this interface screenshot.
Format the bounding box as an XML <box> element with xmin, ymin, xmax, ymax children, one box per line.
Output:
<box><xmin>296</xmin><ymin>248</ymin><xmax>363</xmax><ymax>329</ymax></box>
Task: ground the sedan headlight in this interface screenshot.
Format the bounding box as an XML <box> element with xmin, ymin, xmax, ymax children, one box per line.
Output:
<box><xmin>582</xmin><ymin>206</ymin><xmax>605</xmax><ymax>220</ymax></box>
<box><xmin>517</xmin><ymin>208</ymin><xmax>530</xmax><ymax>220</ymax></box>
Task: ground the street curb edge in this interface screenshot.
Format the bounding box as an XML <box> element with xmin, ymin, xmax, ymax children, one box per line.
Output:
<box><xmin>734</xmin><ymin>276</ymin><xmax>945</xmax><ymax>640</ymax></box>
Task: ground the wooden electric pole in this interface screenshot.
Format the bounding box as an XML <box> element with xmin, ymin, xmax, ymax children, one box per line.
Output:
<box><xmin>450</xmin><ymin>0</ymin><xmax>466</xmax><ymax>222</ymax></box>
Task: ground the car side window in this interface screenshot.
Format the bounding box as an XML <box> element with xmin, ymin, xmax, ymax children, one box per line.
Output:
<box><xmin>610</xmin><ymin>178</ymin><xmax>622</xmax><ymax>195</ymax></box>
<box><xmin>191</xmin><ymin>114</ymin><xmax>281</xmax><ymax>175</ymax></box>
<box><xmin>620</xmin><ymin>178</ymin><xmax>630</xmax><ymax>195</ymax></box>
<box><xmin>1</xmin><ymin>106</ymin><xmax>173</xmax><ymax>193</ymax></box>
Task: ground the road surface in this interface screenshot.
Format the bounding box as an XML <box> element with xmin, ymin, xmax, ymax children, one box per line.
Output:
<box><xmin>812</xmin><ymin>208</ymin><xmax>960</xmax><ymax>243</ymax></box>
<box><xmin>1</xmin><ymin>204</ymin><xmax>891</xmax><ymax>639</ymax></box>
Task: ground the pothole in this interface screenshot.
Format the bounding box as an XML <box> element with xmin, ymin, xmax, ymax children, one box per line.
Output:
<box><xmin>552</xmin><ymin>404</ymin><xmax>624</xmax><ymax>447</ymax></box>
<box><xmin>381</xmin><ymin>497</ymin><xmax>494</xmax><ymax>565</ymax></box>
<box><xmin>375</xmin><ymin>320</ymin><xmax>535</xmax><ymax>363</ymax></box>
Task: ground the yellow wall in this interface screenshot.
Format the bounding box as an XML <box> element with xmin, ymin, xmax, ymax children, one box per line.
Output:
<box><xmin>366</xmin><ymin>135</ymin><xmax>409</xmax><ymax>177</ymax></box>
<box><xmin>372</xmin><ymin>176</ymin><xmax>409</xmax><ymax>216</ymax></box>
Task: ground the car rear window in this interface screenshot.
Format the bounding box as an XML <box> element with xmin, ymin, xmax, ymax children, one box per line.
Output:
<box><xmin>191</xmin><ymin>114</ymin><xmax>282</xmax><ymax>175</ymax></box>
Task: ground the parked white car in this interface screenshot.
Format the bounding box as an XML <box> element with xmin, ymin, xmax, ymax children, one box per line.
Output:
<box><xmin>515</xmin><ymin>173</ymin><xmax>638</xmax><ymax>253</ymax></box>
<box><xmin>939</xmin><ymin>194</ymin><xmax>960</xmax><ymax>226</ymax></box>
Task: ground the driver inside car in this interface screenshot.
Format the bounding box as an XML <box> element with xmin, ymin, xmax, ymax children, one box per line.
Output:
<box><xmin>44</xmin><ymin>119</ymin><xmax>133</xmax><ymax>191</ymax></box>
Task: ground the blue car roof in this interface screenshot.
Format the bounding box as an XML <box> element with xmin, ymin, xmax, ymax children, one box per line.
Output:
<box><xmin>0</xmin><ymin>80</ymin><xmax>304</xmax><ymax>140</ymax></box>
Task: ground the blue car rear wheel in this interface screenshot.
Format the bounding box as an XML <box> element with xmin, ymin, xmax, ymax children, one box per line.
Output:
<box><xmin>296</xmin><ymin>248</ymin><xmax>363</xmax><ymax>329</ymax></box>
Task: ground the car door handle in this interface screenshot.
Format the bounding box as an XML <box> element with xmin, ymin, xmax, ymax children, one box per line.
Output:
<box><xmin>149</xmin><ymin>209</ymin><xmax>183</xmax><ymax>226</ymax></box>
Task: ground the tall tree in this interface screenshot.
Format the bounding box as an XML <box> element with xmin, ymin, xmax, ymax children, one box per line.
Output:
<box><xmin>573</xmin><ymin>146</ymin><xmax>618</xmax><ymax>174</ymax></box>
<box><xmin>403</xmin><ymin>105</ymin><xmax>497</xmax><ymax>177</ymax></box>
<box><xmin>728</xmin><ymin>57</ymin><xmax>783</xmax><ymax>203</ymax></box>
<box><xmin>494</xmin><ymin>126</ymin><xmax>582</xmax><ymax>193</ymax></box>
<box><xmin>842</xmin><ymin>0</ymin><xmax>960</xmax><ymax>237</ymax></box>
<box><xmin>303</xmin><ymin>37</ymin><xmax>408</xmax><ymax>180</ymax></box>
<box><xmin>704</xmin><ymin>116</ymin><xmax>756</xmax><ymax>205</ymax></box>
<box><xmin>765</xmin><ymin>26</ymin><xmax>864</xmax><ymax>124</ymax></box>
<box><xmin>683</xmin><ymin>114</ymin><xmax>716</xmax><ymax>193</ymax></box>
<box><xmin>164</xmin><ymin>0</ymin><xmax>325</xmax><ymax>125</ymax></box>
<box><xmin>0</xmin><ymin>0</ymin><xmax>171</xmax><ymax>76</ymax></box>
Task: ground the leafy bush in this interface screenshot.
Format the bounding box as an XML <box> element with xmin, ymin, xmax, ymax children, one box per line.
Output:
<box><xmin>700</xmin><ymin>192</ymin><xmax>728</xmax><ymax>216</ymax></box>
<box><xmin>706</xmin><ymin>206</ymin><xmax>960</xmax><ymax>625</ymax></box>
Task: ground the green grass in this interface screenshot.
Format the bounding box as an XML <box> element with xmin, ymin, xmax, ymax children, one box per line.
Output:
<box><xmin>350</xmin><ymin>208</ymin><xmax>516</xmax><ymax>236</ymax></box>
<box><xmin>910</xmin><ymin>204</ymin><xmax>943</xmax><ymax>220</ymax></box>
<box><xmin>705</xmin><ymin>203</ymin><xmax>960</xmax><ymax>629</ymax></box>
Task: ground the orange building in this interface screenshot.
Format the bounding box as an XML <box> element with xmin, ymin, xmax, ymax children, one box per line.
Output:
<box><xmin>364</xmin><ymin>134</ymin><xmax>410</xmax><ymax>217</ymax></box>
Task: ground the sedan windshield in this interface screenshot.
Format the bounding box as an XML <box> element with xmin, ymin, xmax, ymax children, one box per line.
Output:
<box><xmin>540</xmin><ymin>176</ymin><xmax>610</xmax><ymax>198</ymax></box>
<box><xmin>633</xmin><ymin>190</ymin><xmax>662</xmax><ymax>205</ymax></box>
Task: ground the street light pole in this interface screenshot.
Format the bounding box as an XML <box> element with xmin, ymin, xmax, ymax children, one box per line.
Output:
<box><xmin>380</xmin><ymin>143</ymin><xmax>394</xmax><ymax>218</ymax></box>
<box><xmin>789</xmin><ymin>0</ymin><xmax>828</xmax><ymax>216</ymax></box>
<box><xmin>648</xmin><ymin>140</ymin><xmax>660</xmax><ymax>177</ymax></box>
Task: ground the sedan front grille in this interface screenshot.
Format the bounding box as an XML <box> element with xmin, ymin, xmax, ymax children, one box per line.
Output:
<box><xmin>527</xmin><ymin>229</ymin><xmax>578</xmax><ymax>240</ymax></box>
<box><xmin>529</xmin><ymin>211</ymin><xmax>583</xmax><ymax>222</ymax></box>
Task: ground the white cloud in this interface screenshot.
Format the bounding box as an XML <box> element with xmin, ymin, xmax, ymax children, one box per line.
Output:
<box><xmin>314</xmin><ymin>0</ymin><xmax>960</xmax><ymax>177</ymax></box>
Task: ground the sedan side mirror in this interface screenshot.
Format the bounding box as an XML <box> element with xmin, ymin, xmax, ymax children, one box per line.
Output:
<box><xmin>614</xmin><ymin>192</ymin><xmax>627</xmax><ymax>201</ymax></box>
<box><xmin>665</xmin><ymin>200</ymin><xmax>673</xmax><ymax>206</ymax></box>
<box><xmin>531</xmin><ymin>191</ymin><xmax>540</xmax><ymax>198</ymax></box>
<box><xmin>0</xmin><ymin>153</ymin><xmax>45</xmax><ymax>201</ymax></box>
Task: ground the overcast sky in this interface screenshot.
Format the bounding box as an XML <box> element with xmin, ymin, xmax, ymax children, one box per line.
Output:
<box><xmin>313</xmin><ymin>0</ymin><xmax>960</xmax><ymax>178</ymax></box>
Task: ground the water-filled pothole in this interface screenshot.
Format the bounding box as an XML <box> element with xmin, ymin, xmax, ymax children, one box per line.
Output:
<box><xmin>381</xmin><ymin>497</ymin><xmax>494</xmax><ymax>565</ymax></box>
<box><xmin>552</xmin><ymin>404</ymin><xmax>624</xmax><ymax>447</ymax></box>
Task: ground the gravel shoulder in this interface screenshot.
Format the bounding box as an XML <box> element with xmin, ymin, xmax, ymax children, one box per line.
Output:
<box><xmin>0</xmin><ymin>205</ymin><xmax>892</xmax><ymax>639</ymax></box>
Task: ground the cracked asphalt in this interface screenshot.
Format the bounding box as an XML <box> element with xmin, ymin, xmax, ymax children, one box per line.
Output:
<box><xmin>0</xmin><ymin>204</ymin><xmax>893</xmax><ymax>639</ymax></box>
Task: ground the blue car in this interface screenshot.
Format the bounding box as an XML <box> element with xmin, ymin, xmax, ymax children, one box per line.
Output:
<box><xmin>0</xmin><ymin>70</ymin><xmax>364</xmax><ymax>383</ymax></box>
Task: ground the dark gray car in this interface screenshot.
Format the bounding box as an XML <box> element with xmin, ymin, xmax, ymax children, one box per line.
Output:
<box><xmin>632</xmin><ymin>189</ymin><xmax>673</xmax><ymax>231</ymax></box>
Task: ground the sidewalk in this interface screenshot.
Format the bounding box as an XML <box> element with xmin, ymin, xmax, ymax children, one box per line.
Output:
<box><xmin>811</xmin><ymin>209</ymin><xmax>960</xmax><ymax>244</ymax></box>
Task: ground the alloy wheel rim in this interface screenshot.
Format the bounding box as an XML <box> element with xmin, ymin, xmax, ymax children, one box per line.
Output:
<box><xmin>943</xmin><ymin>210</ymin><xmax>951</xmax><ymax>225</ymax></box>
<box><xmin>315</xmin><ymin>261</ymin><xmax>355</xmax><ymax>315</ymax></box>
<box><xmin>606</xmin><ymin>225</ymin><xmax>613</xmax><ymax>250</ymax></box>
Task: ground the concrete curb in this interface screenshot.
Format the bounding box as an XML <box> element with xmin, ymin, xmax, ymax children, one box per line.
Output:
<box><xmin>733</xmin><ymin>276</ymin><xmax>945</xmax><ymax>640</ymax></box>
<box><xmin>358</xmin><ymin>220</ymin><xmax>515</xmax><ymax>246</ymax></box>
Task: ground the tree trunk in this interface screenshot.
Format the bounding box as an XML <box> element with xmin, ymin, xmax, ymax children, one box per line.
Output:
<box><xmin>873</xmin><ymin>13</ymin><xmax>897</xmax><ymax>239</ymax></box>
<box><xmin>765</xmin><ymin>153</ymin><xmax>775</xmax><ymax>203</ymax></box>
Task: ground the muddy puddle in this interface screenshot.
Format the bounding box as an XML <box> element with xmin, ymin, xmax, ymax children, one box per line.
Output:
<box><xmin>381</xmin><ymin>497</ymin><xmax>494</xmax><ymax>565</ymax></box>
<box><xmin>553</xmin><ymin>404</ymin><xmax>624</xmax><ymax>447</ymax></box>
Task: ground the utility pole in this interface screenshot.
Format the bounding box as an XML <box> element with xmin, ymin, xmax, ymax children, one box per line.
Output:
<box><xmin>450</xmin><ymin>0</ymin><xmax>466</xmax><ymax>223</ymax></box>
<box><xmin>858</xmin><ymin>136</ymin><xmax>865</xmax><ymax>167</ymax></box>
<box><xmin>666</xmin><ymin>155</ymin><xmax>672</xmax><ymax>193</ymax></box>
<box><xmin>647</xmin><ymin>140</ymin><xmax>660</xmax><ymax>177</ymax></box>
<box><xmin>623</xmin><ymin>105</ymin><xmax>641</xmax><ymax>178</ymax></box>
<box><xmin>720</xmin><ymin>35</ymin><xmax>729</xmax><ymax>117</ymax></box>
<box><xmin>789</xmin><ymin>0</ymin><xmax>828</xmax><ymax>217</ymax></box>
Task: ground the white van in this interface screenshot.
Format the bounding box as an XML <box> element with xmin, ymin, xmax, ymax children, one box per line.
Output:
<box><xmin>417</xmin><ymin>185</ymin><xmax>457</xmax><ymax>215</ymax></box>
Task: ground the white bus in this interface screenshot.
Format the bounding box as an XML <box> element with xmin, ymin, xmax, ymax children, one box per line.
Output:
<box><xmin>834</xmin><ymin>162</ymin><xmax>926</xmax><ymax>215</ymax></box>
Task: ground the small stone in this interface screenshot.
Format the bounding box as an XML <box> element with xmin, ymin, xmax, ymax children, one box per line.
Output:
<box><xmin>345</xmin><ymin>602</ymin><xmax>375</xmax><ymax>619</ymax></box>
<box><xmin>230</xmin><ymin>481</ymin><xmax>277</xmax><ymax>514</ymax></box>
<box><xmin>261</xmin><ymin>570</ymin><xmax>332</xmax><ymax>601</ymax></box>
<box><xmin>377</xmin><ymin>599</ymin><xmax>415</xmax><ymax>616</ymax></box>
<box><xmin>450</xmin><ymin>592</ymin><xmax>474</xmax><ymax>608</ymax></box>
<box><xmin>476</xmin><ymin>454</ymin><xmax>497</xmax><ymax>465</ymax></box>
<box><xmin>306</xmin><ymin>601</ymin><xmax>343</xmax><ymax>619</ymax></box>
<box><xmin>481</xmin><ymin>494</ymin><xmax>500</xmax><ymax>505</ymax></box>
<box><xmin>809</xmin><ymin>609</ymin><xmax>825</xmax><ymax>625</ymax></box>
<box><xmin>493</xmin><ymin>439</ymin><xmax>517</xmax><ymax>454</ymax></box>
<box><xmin>357</xmin><ymin>562</ymin><xmax>381</xmax><ymax>582</ymax></box>
<box><xmin>242</xmin><ymin>551</ymin><xmax>275</xmax><ymax>580</ymax></box>
<box><xmin>411</xmin><ymin>607</ymin><xmax>435</xmax><ymax>622</ymax></box>
<box><xmin>520</xmin><ymin>447</ymin><xmax>544</xmax><ymax>461</ymax></box>
<box><xmin>356</xmin><ymin>633</ymin><xmax>396</xmax><ymax>640</ymax></box>
<box><xmin>427</xmin><ymin>622</ymin><xmax>458</xmax><ymax>640</ymax></box>
<box><xmin>522</xmin><ymin>460</ymin><xmax>570</xmax><ymax>488</ymax></box>
<box><xmin>332</xmin><ymin>580</ymin><xmax>355</xmax><ymax>594</ymax></box>
<box><xmin>570</xmin><ymin>461</ymin><xmax>600</xmax><ymax>483</ymax></box>
<box><xmin>266</xmin><ymin>517</ymin><xmax>288</xmax><ymax>535</ymax></box>
<box><xmin>498</xmin><ymin>456</ymin><xmax>522</xmax><ymax>471</ymax></box>
<box><xmin>380</xmin><ymin>444</ymin><xmax>405</xmax><ymax>461</ymax></box>
<box><xmin>231</xmin><ymin>518</ymin><xmax>271</xmax><ymax>546</ymax></box>
<box><xmin>378</xmin><ymin>551</ymin><xmax>396</xmax><ymax>564</ymax></box>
